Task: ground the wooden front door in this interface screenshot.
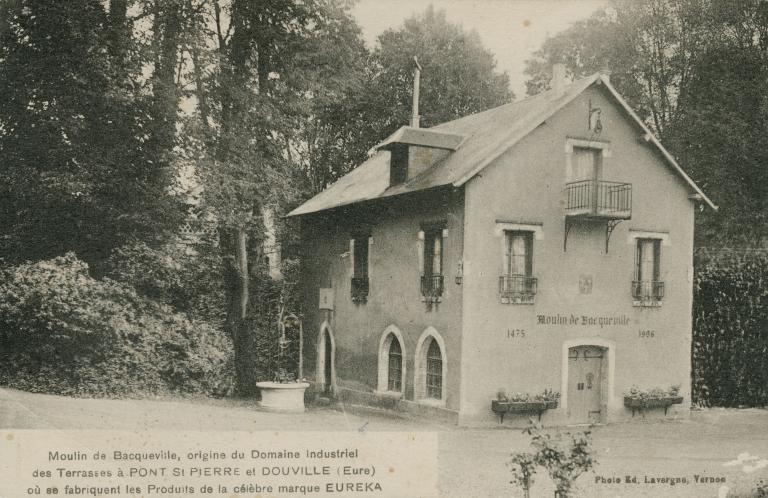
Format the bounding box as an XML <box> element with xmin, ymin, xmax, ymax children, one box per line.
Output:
<box><xmin>567</xmin><ymin>346</ymin><xmax>604</xmax><ymax>424</ymax></box>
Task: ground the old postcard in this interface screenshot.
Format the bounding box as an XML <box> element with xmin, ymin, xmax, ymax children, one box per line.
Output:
<box><xmin>0</xmin><ymin>0</ymin><xmax>766</xmax><ymax>497</ymax></box>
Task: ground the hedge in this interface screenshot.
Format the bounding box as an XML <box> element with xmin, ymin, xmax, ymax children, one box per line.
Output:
<box><xmin>692</xmin><ymin>250</ymin><xmax>768</xmax><ymax>407</ymax></box>
<box><xmin>0</xmin><ymin>253</ymin><xmax>234</xmax><ymax>397</ymax></box>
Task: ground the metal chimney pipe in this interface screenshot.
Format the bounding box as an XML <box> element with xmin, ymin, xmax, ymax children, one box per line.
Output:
<box><xmin>411</xmin><ymin>56</ymin><xmax>422</xmax><ymax>128</ymax></box>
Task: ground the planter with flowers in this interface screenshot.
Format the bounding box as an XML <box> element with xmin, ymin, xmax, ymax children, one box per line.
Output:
<box><xmin>623</xmin><ymin>385</ymin><xmax>683</xmax><ymax>416</ymax></box>
<box><xmin>491</xmin><ymin>389</ymin><xmax>560</xmax><ymax>423</ymax></box>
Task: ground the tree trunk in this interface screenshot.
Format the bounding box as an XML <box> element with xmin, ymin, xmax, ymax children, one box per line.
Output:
<box><xmin>236</xmin><ymin>226</ymin><xmax>249</xmax><ymax>320</ymax></box>
<box><xmin>149</xmin><ymin>0</ymin><xmax>183</xmax><ymax>158</ymax></box>
<box><xmin>222</xmin><ymin>225</ymin><xmax>258</xmax><ymax>395</ymax></box>
<box><xmin>107</xmin><ymin>0</ymin><xmax>129</xmax><ymax>74</ymax></box>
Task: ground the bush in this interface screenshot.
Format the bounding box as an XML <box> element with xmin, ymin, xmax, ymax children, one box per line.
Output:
<box><xmin>0</xmin><ymin>253</ymin><xmax>234</xmax><ymax>397</ymax></box>
<box><xmin>508</xmin><ymin>421</ymin><xmax>595</xmax><ymax>498</ymax></box>
<box><xmin>102</xmin><ymin>241</ymin><xmax>226</xmax><ymax>326</ymax></box>
<box><xmin>693</xmin><ymin>250</ymin><xmax>768</xmax><ymax>407</ymax></box>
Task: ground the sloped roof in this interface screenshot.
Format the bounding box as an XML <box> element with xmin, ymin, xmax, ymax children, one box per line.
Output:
<box><xmin>288</xmin><ymin>73</ymin><xmax>716</xmax><ymax>217</ymax></box>
<box><xmin>375</xmin><ymin>126</ymin><xmax>466</xmax><ymax>151</ymax></box>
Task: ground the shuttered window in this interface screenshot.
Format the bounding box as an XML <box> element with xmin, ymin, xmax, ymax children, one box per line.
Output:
<box><xmin>353</xmin><ymin>237</ymin><xmax>368</xmax><ymax>278</ymax></box>
<box><xmin>504</xmin><ymin>231</ymin><xmax>533</xmax><ymax>277</ymax></box>
<box><xmin>636</xmin><ymin>239</ymin><xmax>660</xmax><ymax>283</ymax></box>
<box><xmin>571</xmin><ymin>146</ymin><xmax>599</xmax><ymax>181</ymax></box>
<box><xmin>423</xmin><ymin>228</ymin><xmax>443</xmax><ymax>276</ymax></box>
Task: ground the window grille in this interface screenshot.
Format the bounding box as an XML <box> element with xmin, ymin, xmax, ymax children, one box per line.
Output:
<box><xmin>387</xmin><ymin>338</ymin><xmax>402</xmax><ymax>392</ymax></box>
<box><xmin>426</xmin><ymin>339</ymin><xmax>442</xmax><ymax>399</ymax></box>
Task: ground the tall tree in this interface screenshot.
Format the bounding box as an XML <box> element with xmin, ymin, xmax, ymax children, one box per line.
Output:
<box><xmin>669</xmin><ymin>44</ymin><xmax>768</xmax><ymax>245</ymax></box>
<box><xmin>0</xmin><ymin>0</ymin><xmax>182</xmax><ymax>266</ymax></box>
<box><xmin>184</xmin><ymin>0</ymin><xmax>370</xmax><ymax>392</ymax></box>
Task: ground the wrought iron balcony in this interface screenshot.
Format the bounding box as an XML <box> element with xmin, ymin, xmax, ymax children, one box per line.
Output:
<box><xmin>499</xmin><ymin>275</ymin><xmax>537</xmax><ymax>302</ymax></box>
<box><xmin>632</xmin><ymin>280</ymin><xmax>664</xmax><ymax>301</ymax></box>
<box><xmin>351</xmin><ymin>277</ymin><xmax>369</xmax><ymax>303</ymax></box>
<box><xmin>565</xmin><ymin>180</ymin><xmax>632</xmax><ymax>219</ymax></box>
<box><xmin>420</xmin><ymin>274</ymin><xmax>444</xmax><ymax>300</ymax></box>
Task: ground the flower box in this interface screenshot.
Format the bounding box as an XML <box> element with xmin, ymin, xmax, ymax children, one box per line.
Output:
<box><xmin>624</xmin><ymin>396</ymin><xmax>683</xmax><ymax>416</ymax></box>
<box><xmin>491</xmin><ymin>400</ymin><xmax>558</xmax><ymax>423</ymax></box>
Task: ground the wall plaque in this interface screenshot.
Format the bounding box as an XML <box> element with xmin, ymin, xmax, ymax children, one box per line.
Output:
<box><xmin>319</xmin><ymin>288</ymin><xmax>334</xmax><ymax>310</ymax></box>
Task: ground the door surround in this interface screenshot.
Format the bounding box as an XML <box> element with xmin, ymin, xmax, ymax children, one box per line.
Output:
<box><xmin>560</xmin><ymin>338</ymin><xmax>615</xmax><ymax>415</ymax></box>
<box><xmin>316</xmin><ymin>321</ymin><xmax>337</xmax><ymax>394</ymax></box>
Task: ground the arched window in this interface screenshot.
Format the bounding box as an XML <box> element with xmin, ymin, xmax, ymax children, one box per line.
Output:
<box><xmin>414</xmin><ymin>328</ymin><xmax>447</xmax><ymax>404</ymax></box>
<box><xmin>426</xmin><ymin>339</ymin><xmax>443</xmax><ymax>399</ymax></box>
<box><xmin>388</xmin><ymin>339</ymin><xmax>402</xmax><ymax>392</ymax></box>
<box><xmin>377</xmin><ymin>325</ymin><xmax>406</xmax><ymax>394</ymax></box>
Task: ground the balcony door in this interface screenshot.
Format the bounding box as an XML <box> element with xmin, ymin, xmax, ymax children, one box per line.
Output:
<box><xmin>572</xmin><ymin>147</ymin><xmax>601</xmax><ymax>212</ymax></box>
<box><xmin>571</xmin><ymin>147</ymin><xmax>601</xmax><ymax>183</ymax></box>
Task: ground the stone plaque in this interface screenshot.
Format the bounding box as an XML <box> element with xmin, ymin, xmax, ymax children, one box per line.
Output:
<box><xmin>319</xmin><ymin>288</ymin><xmax>334</xmax><ymax>310</ymax></box>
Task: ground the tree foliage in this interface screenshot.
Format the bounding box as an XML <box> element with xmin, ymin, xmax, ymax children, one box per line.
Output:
<box><xmin>0</xmin><ymin>0</ymin><xmax>183</xmax><ymax>265</ymax></box>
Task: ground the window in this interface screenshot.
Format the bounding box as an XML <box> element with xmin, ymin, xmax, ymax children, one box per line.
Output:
<box><xmin>414</xmin><ymin>327</ymin><xmax>446</xmax><ymax>404</ymax></box>
<box><xmin>420</xmin><ymin>226</ymin><xmax>444</xmax><ymax>300</ymax></box>
<box><xmin>633</xmin><ymin>238</ymin><xmax>663</xmax><ymax>303</ymax></box>
<box><xmin>377</xmin><ymin>326</ymin><xmax>406</xmax><ymax>394</ymax></box>
<box><xmin>571</xmin><ymin>146</ymin><xmax>601</xmax><ymax>182</ymax></box>
<box><xmin>351</xmin><ymin>236</ymin><xmax>369</xmax><ymax>303</ymax></box>
<box><xmin>500</xmin><ymin>231</ymin><xmax>536</xmax><ymax>302</ymax></box>
<box><xmin>425</xmin><ymin>339</ymin><xmax>443</xmax><ymax>399</ymax></box>
<box><xmin>389</xmin><ymin>145</ymin><xmax>408</xmax><ymax>186</ymax></box>
<box><xmin>387</xmin><ymin>339</ymin><xmax>402</xmax><ymax>392</ymax></box>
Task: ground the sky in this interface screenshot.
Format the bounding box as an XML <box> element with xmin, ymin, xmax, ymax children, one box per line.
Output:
<box><xmin>352</xmin><ymin>0</ymin><xmax>606</xmax><ymax>99</ymax></box>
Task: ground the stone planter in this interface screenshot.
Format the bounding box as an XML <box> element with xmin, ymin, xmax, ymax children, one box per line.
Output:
<box><xmin>257</xmin><ymin>381</ymin><xmax>310</xmax><ymax>413</ymax></box>
<box><xmin>624</xmin><ymin>396</ymin><xmax>683</xmax><ymax>416</ymax></box>
<box><xmin>491</xmin><ymin>400</ymin><xmax>558</xmax><ymax>423</ymax></box>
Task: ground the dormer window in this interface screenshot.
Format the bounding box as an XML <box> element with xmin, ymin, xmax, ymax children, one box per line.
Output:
<box><xmin>389</xmin><ymin>144</ymin><xmax>408</xmax><ymax>186</ymax></box>
<box><xmin>375</xmin><ymin>127</ymin><xmax>465</xmax><ymax>188</ymax></box>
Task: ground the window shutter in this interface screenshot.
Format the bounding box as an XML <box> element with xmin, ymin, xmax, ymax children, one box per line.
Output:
<box><xmin>367</xmin><ymin>237</ymin><xmax>373</xmax><ymax>279</ymax></box>
<box><xmin>635</xmin><ymin>240</ymin><xmax>642</xmax><ymax>281</ymax></box>
<box><xmin>525</xmin><ymin>233</ymin><xmax>533</xmax><ymax>277</ymax></box>
<box><xmin>417</xmin><ymin>230</ymin><xmax>425</xmax><ymax>276</ymax></box>
<box><xmin>503</xmin><ymin>232</ymin><xmax>511</xmax><ymax>276</ymax></box>
<box><xmin>653</xmin><ymin>239</ymin><xmax>661</xmax><ymax>282</ymax></box>
<box><xmin>433</xmin><ymin>234</ymin><xmax>442</xmax><ymax>275</ymax></box>
<box><xmin>349</xmin><ymin>239</ymin><xmax>355</xmax><ymax>274</ymax></box>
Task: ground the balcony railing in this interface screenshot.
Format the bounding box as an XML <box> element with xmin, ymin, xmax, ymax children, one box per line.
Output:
<box><xmin>632</xmin><ymin>280</ymin><xmax>664</xmax><ymax>301</ymax></box>
<box><xmin>420</xmin><ymin>274</ymin><xmax>444</xmax><ymax>300</ymax></box>
<box><xmin>499</xmin><ymin>275</ymin><xmax>537</xmax><ymax>302</ymax></box>
<box><xmin>565</xmin><ymin>180</ymin><xmax>632</xmax><ymax>219</ymax></box>
<box><xmin>351</xmin><ymin>277</ymin><xmax>369</xmax><ymax>303</ymax></box>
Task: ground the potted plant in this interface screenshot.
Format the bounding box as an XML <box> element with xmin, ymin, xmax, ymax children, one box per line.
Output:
<box><xmin>492</xmin><ymin>389</ymin><xmax>560</xmax><ymax>423</ymax></box>
<box><xmin>623</xmin><ymin>384</ymin><xmax>683</xmax><ymax>416</ymax></box>
<box><xmin>256</xmin><ymin>300</ymin><xmax>310</xmax><ymax>413</ymax></box>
